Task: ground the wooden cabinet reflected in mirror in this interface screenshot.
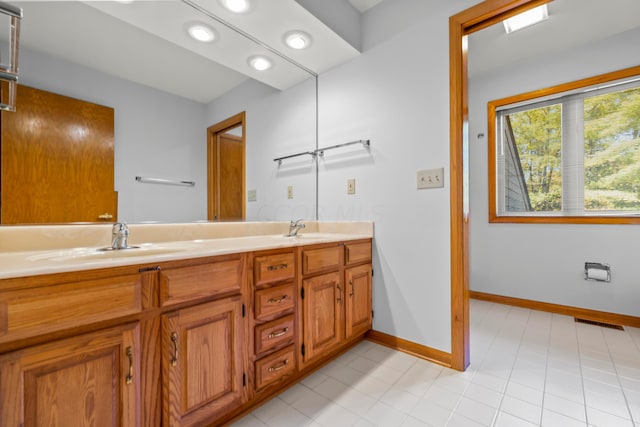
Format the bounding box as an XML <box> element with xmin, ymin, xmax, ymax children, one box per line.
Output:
<box><xmin>1</xmin><ymin>85</ymin><xmax>117</xmax><ymax>224</ymax></box>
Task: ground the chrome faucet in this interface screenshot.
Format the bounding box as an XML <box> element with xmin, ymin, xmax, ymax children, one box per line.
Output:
<box><xmin>287</xmin><ymin>219</ymin><xmax>305</xmax><ymax>237</ymax></box>
<box><xmin>111</xmin><ymin>222</ymin><xmax>130</xmax><ymax>249</ymax></box>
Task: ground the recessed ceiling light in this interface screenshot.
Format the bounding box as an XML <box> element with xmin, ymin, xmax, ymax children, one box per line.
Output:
<box><xmin>187</xmin><ymin>23</ymin><xmax>216</xmax><ymax>43</ymax></box>
<box><xmin>219</xmin><ymin>0</ymin><xmax>251</xmax><ymax>13</ymax></box>
<box><xmin>503</xmin><ymin>4</ymin><xmax>548</xmax><ymax>34</ymax></box>
<box><xmin>248</xmin><ymin>55</ymin><xmax>272</xmax><ymax>71</ymax></box>
<box><xmin>284</xmin><ymin>31</ymin><xmax>312</xmax><ymax>50</ymax></box>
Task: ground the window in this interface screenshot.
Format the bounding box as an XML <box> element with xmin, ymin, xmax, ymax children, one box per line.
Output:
<box><xmin>489</xmin><ymin>66</ymin><xmax>640</xmax><ymax>224</ymax></box>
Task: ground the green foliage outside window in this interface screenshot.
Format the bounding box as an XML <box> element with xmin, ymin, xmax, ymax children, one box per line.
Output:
<box><xmin>506</xmin><ymin>86</ymin><xmax>640</xmax><ymax>213</ymax></box>
<box><xmin>509</xmin><ymin>104</ymin><xmax>562</xmax><ymax>211</ymax></box>
<box><xmin>583</xmin><ymin>87</ymin><xmax>640</xmax><ymax>210</ymax></box>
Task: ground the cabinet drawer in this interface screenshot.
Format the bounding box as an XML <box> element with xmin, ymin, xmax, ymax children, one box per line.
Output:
<box><xmin>254</xmin><ymin>252</ymin><xmax>295</xmax><ymax>286</ymax></box>
<box><xmin>255</xmin><ymin>345</ymin><xmax>296</xmax><ymax>391</ymax></box>
<box><xmin>160</xmin><ymin>256</ymin><xmax>243</xmax><ymax>306</ymax></box>
<box><xmin>345</xmin><ymin>241</ymin><xmax>372</xmax><ymax>265</ymax></box>
<box><xmin>255</xmin><ymin>314</ymin><xmax>295</xmax><ymax>356</ymax></box>
<box><xmin>302</xmin><ymin>246</ymin><xmax>341</xmax><ymax>276</ymax></box>
<box><xmin>254</xmin><ymin>283</ymin><xmax>295</xmax><ymax>321</ymax></box>
<box><xmin>0</xmin><ymin>274</ymin><xmax>141</xmax><ymax>345</ymax></box>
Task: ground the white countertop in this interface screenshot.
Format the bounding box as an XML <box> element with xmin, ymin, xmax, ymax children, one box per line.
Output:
<box><xmin>0</xmin><ymin>223</ymin><xmax>373</xmax><ymax>280</ymax></box>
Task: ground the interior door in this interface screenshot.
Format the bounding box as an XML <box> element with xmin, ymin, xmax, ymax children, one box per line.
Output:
<box><xmin>207</xmin><ymin>113</ymin><xmax>245</xmax><ymax>222</ymax></box>
<box><xmin>1</xmin><ymin>85</ymin><xmax>117</xmax><ymax>224</ymax></box>
<box><xmin>217</xmin><ymin>132</ymin><xmax>244</xmax><ymax>220</ymax></box>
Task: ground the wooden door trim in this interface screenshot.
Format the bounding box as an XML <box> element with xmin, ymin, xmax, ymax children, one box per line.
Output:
<box><xmin>207</xmin><ymin>112</ymin><xmax>246</xmax><ymax>221</ymax></box>
<box><xmin>449</xmin><ymin>0</ymin><xmax>550</xmax><ymax>371</ymax></box>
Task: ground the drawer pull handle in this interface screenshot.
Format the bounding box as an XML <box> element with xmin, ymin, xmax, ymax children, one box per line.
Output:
<box><xmin>170</xmin><ymin>332</ymin><xmax>179</xmax><ymax>367</ymax></box>
<box><xmin>267</xmin><ymin>295</ymin><xmax>289</xmax><ymax>304</ymax></box>
<box><xmin>125</xmin><ymin>346</ymin><xmax>134</xmax><ymax>385</ymax></box>
<box><xmin>267</xmin><ymin>263</ymin><xmax>289</xmax><ymax>271</ymax></box>
<box><xmin>268</xmin><ymin>359</ymin><xmax>289</xmax><ymax>372</ymax></box>
<box><xmin>349</xmin><ymin>279</ymin><xmax>354</xmax><ymax>297</ymax></box>
<box><xmin>268</xmin><ymin>328</ymin><xmax>289</xmax><ymax>339</ymax></box>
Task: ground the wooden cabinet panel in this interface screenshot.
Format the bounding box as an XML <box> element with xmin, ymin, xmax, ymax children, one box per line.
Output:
<box><xmin>302</xmin><ymin>272</ymin><xmax>342</xmax><ymax>363</ymax></box>
<box><xmin>345</xmin><ymin>264</ymin><xmax>373</xmax><ymax>340</ymax></box>
<box><xmin>302</xmin><ymin>246</ymin><xmax>341</xmax><ymax>276</ymax></box>
<box><xmin>254</xmin><ymin>314</ymin><xmax>294</xmax><ymax>357</ymax></box>
<box><xmin>253</xmin><ymin>252</ymin><xmax>295</xmax><ymax>286</ymax></box>
<box><xmin>0</xmin><ymin>274</ymin><xmax>141</xmax><ymax>345</ymax></box>
<box><xmin>0</xmin><ymin>322</ymin><xmax>140</xmax><ymax>427</ymax></box>
<box><xmin>159</xmin><ymin>255</ymin><xmax>243</xmax><ymax>307</ymax></box>
<box><xmin>254</xmin><ymin>282</ymin><xmax>295</xmax><ymax>321</ymax></box>
<box><xmin>255</xmin><ymin>345</ymin><xmax>296</xmax><ymax>391</ymax></box>
<box><xmin>162</xmin><ymin>296</ymin><xmax>244</xmax><ymax>427</ymax></box>
<box><xmin>345</xmin><ymin>241</ymin><xmax>372</xmax><ymax>266</ymax></box>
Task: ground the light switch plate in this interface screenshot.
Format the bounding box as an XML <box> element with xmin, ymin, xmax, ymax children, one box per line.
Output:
<box><xmin>347</xmin><ymin>178</ymin><xmax>356</xmax><ymax>195</ymax></box>
<box><xmin>247</xmin><ymin>189</ymin><xmax>257</xmax><ymax>202</ymax></box>
<box><xmin>417</xmin><ymin>168</ymin><xmax>444</xmax><ymax>189</ymax></box>
<box><xmin>287</xmin><ymin>185</ymin><xmax>294</xmax><ymax>199</ymax></box>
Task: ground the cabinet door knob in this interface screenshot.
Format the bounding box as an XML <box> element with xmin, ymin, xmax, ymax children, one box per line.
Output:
<box><xmin>125</xmin><ymin>346</ymin><xmax>134</xmax><ymax>385</ymax></box>
<box><xmin>170</xmin><ymin>332</ymin><xmax>179</xmax><ymax>367</ymax></box>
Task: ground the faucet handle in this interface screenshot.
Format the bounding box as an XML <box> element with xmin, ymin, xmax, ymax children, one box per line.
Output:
<box><xmin>291</xmin><ymin>218</ymin><xmax>304</xmax><ymax>226</ymax></box>
<box><xmin>112</xmin><ymin>222</ymin><xmax>129</xmax><ymax>234</ymax></box>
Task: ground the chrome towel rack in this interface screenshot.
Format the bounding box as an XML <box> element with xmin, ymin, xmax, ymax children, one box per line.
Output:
<box><xmin>273</xmin><ymin>139</ymin><xmax>370</xmax><ymax>165</ymax></box>
<box><xmin>273</xmin><ymin>151</ymin><xmax>316</xmax><ymax>165</ymax></box>
<box><xmin>135</xmin><ymin>176</ymin><xmax>195</xmax><ymax>187</ymax></box>
<box><xmin>316</xmin><ymin>139</ymin><xmax>370</xmax><ymax>157</ymax></box>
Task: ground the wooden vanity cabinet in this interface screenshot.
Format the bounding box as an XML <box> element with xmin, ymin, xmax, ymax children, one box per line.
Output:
<box><xmin>156</xmin><ymin>254</ymin><xmax>247</xmax><ymax>427</ymax></box>
<box><xmin>161</xmin><ymin>296</ymin><xmax>245</xmax><ymax>427</ymax></box>
<box><xmin>0</xmin><ymin>322</ymin><xmax>141</xmax><ymax>426</ymax></box>
<box><xmin>250</xmin><ymin>249</ymin><xmax>298</xmax><ymax>394</ymax></box>
<box><xmin>0</xmin><ymin>238</ymin><xmax>371</xmax><ymax>426</ymax></box>
<box><xmin>300</xmin><ymin>240</ymin><xmax>372</xmax><ymax>366</ymax></box>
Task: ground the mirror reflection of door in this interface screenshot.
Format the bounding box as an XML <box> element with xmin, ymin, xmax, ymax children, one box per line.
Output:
<box><xmin>1</xmin><ymin>85</ymin><xmax>117</xmax><ymax>224</ymax></box>
<box><xmin>207</xmin><ymin>112</ymin><xmax>245</xmax><ymax>221</ymax></box>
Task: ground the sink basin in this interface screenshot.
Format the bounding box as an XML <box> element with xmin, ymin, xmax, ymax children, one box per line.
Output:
<box><xmin>27</xmin><ymin>244</ymin><xmax>189</xmax><ymax>262</ymax></box>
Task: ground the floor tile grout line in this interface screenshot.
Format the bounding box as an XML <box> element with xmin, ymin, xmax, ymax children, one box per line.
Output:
<box><xmin>601</xmin><ymin>325</ymin><xmax>636</xmax><ymax>423</ymax></box>
<box><xmin>488</xmin><ymin>306</ymin><xmax>541</xmax><ymax>427</ymax></box>
<box><xmin>574</xmin><ymin>318</ymin><xmax>593</xmax><ymax>426</ymax></box>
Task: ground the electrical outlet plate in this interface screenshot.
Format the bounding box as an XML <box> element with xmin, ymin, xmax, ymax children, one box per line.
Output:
<box><xmin>247</xmin><ymin>189</ymin><xmax>257</xmax><ymax>202</ymax></box>
<box><xmin>417</xmin><ymin>168</ymin><xmax>444</xmax><ymax>189</ymax></box>
<box><xmin>287</xmin><ymin>185</ymin><xmax>293</xmax><ymax>199</ymax></box>
<box><xmin>347</xmin><ymin>178</ymin><xmax>356</xmax><ymax>195</ymax></box>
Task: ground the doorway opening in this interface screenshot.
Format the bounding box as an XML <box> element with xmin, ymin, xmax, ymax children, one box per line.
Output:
<box><xmin>449</xmin><ymin>0</ymin><xmax>549</xmax><ymax>371</ymax></box>
<box><xmin>207</xmin><ymin>112</ymin><xmax>246</xmax><ymax>221</ymax></box>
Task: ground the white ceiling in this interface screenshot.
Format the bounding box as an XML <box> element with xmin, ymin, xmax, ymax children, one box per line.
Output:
<box><xmin>14</xmin><ymin>0</ymin><xmax>362</xmax><ymax>104</ymax></box>
<box><xmin>468</xmin><ymin>0</ymin><xmax>640</xmax><ymax>78</ymax></box>
<box><xmin>347</xmin><ymin>0</ymin><xmax>384</xmax><ymax>13</ymax></box>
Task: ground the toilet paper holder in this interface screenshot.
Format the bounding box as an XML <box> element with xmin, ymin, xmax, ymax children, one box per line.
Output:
<box><xmin>584</xmin><ymin>262</ymin><xmax>611</xmax><ymax>282</ymax></box>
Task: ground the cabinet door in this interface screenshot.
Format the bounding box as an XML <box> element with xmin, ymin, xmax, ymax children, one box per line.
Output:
<box><xmin>162</xmin><ymin>296</ymin><xmax>245</xmax><ymax>427</ymax></box>
<box><xmin>345</xmin><ymin>264</ymin><xmax>373</xmax><ymax>339</ymax></box>
<box><xmin>0</xmin><ymin>323</ymin><xmax>140</xmax><ymax>427</ymax></box>
<box><xmin>302</xmin><ymin>271</ymin><xmax>343</xmax><ymax>363</ymax></box>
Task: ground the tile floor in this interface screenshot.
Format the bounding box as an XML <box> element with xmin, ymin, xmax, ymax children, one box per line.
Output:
<box><xmin>230</xmin><ymin>300</ymin><xmax>640</xmax><ymax>426</ymax></box>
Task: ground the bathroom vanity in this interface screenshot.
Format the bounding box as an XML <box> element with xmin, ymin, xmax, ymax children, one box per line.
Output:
<box><xmin>0</xmin><ymin>222</ymin><xmax>373</xmax><ymax>426</ymax></box>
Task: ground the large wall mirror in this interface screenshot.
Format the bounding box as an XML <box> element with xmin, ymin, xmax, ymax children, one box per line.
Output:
<box><xmin>1</xmin><ymin>0</ymin><xmax>338</xmax><ymax>225</ymax></box>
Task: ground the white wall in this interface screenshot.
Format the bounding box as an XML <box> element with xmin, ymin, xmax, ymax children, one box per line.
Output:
<box><xmin>469</xmin><ymin>28</ymin><xmax>640</xmax><ymax>316</ymax></box>
<box><xmin>312</xmin><ymin>0</ymin><xmax>477</xmax><ymax>352</ymax></box>
<box><xmin>18</xmin><ymin>48</ymin><xmax>208</xmax><ymax>223</ymax></box>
